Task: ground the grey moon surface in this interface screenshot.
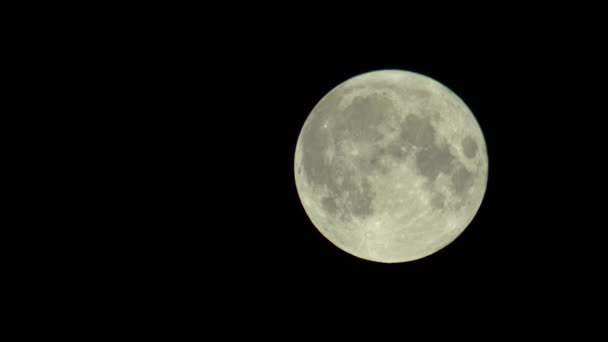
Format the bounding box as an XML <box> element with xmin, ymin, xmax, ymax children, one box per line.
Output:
<box><xmin>294</xmin><ymin>69</ymin><xmax>488</xmax><ymax>263</ymax></box>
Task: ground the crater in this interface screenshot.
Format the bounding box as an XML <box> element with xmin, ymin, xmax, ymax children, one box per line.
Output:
<box><xmin>349</xmin><ymin>178</ymin><xmax>375</xmax><ymax>218</ymax></box>
<box><xmin>333</xmin><ymin>93</ymin><xmax>397</xmax><ymax>144</ymax></box>
<box><xmin>384</xmin><ymin>143</ymin><xmax>408</xmax><ymax>160</ymax></box>
<box><xmin>403</xmin><ymin>88</ymin><xmax>431</xmax><ymax>101</ymax></box>
<box><xmin>415</xmin><ymin>144</ymin><xmax>455</xmax><ymax>182</ymax></box>
<box><xmin>451</xmin><ymin>166</ymin><xmax>474</xmax><ymax>196</ymax></box>
<box><xmin>300</xmin><ymin>125</ymin><xmax>332</xmax><ymax>188</ymax></box>
<box><xmin>300</xmin><ymin>90</ymin><xmax>401</xmax><ymax>223</ymax></box>
<box><xmin>462</xmin><ymin>136</ymin><xmax>478</xmax><ymax>159</ymax></box>
<box><xmin>322</xmin><ymin>195</ymin><xmax>338</xmax><ymax>215</ymax></box>
<box><xmin>302</xmin><ymin>132</ymin><xmax>377</xmax><ymax>222</ymax></box>
<box><xmin>337</xmin><ymin>175</ymin><xmax>376</xmax><ymax>221</ymax></box>
<box><xmin>430</xmin><ymin>192</ymin><xmax>445</xmax><ymax>210</ymax></box>
<box><xmin>389</xmin><ymin>113</ymin><xmax>457</xmax><ymax>184</ymax></box>
<box><xmin>358</xmin><ymin>151</ymin><xmax>390</xmax><ymax>175</ymax></box>
<box><xmin>400</xmin><ymin>114</ymin><xmax>435</xmax><ymax>147</ymax></box>
<box><xmin>371</xmin><ymin>83</ymin><xmax>430</xmax><ymax>103</ymax></box>
<box><xmin>300</xmin><ymin>90</ymin><xmax>340</xmax><ymax>189</ymax></box>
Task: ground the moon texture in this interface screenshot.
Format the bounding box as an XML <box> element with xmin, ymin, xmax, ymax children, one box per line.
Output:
<box><xmin>294</xmin><ymin>70</ymin><xmax>488</xmax><ymax>263</ymax></box>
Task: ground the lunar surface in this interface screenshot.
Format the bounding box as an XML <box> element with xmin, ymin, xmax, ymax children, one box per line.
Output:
<box><xmin>294</xmin><ymin>70</ymin><xmax>488</xmax><ymax>263</ymax></box>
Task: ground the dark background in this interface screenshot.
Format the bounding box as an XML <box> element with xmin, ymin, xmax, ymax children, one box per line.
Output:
<box><xmin>2</xmin><ymin>3</ymin><xmax>605</xmax><ymax>339</ymax></box>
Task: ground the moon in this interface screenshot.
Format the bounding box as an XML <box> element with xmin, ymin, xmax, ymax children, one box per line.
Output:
<box><xmin>294</xmin><ymin>69</ymin><xmax>488</xmax><ymax>263</ymax></box>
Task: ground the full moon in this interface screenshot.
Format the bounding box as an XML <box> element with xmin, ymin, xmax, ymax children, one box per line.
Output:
<box><xmin>294</xmin><ymin>69</ymin><xmax>488</xmax><ymax>263</ymax></box>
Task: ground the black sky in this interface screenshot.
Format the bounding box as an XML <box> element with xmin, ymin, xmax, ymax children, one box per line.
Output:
<box><xmin>3</xmin><ymin>4</ymin><xmax>605</xmax><ymax>338</ymax></box>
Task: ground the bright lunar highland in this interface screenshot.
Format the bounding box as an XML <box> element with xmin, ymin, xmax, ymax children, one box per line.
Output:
<box><xmin>294</xmin><ymin>69</ymin><xmax>488</xmax><ymax>263</ymax></box>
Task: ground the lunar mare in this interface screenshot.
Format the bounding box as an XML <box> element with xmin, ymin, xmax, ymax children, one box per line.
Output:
<box><xmin>294</xmin><ymin>70</ymin><xmax>488</xmax><ymax>263</ymax></box>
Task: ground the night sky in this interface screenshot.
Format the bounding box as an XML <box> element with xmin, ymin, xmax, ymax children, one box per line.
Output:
<box><xmin>3</xmin><ymin>4</ymin><xmax>604</xmax><ymax>338</ymax></box>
